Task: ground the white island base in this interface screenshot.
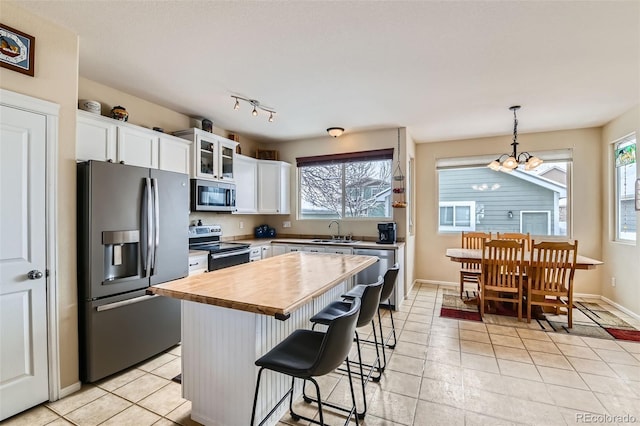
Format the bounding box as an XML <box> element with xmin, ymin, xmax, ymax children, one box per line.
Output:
<box><xmin>181</xmin><ymin>282</ymin><xmax>347</xmax><ymax>426</ymax></box>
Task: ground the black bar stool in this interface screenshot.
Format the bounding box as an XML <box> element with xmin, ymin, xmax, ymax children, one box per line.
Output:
<box><xmin>306</xmin><ymin>275</ymin><xmax>384</xmax><ymax>419</ymax></box>
<box><xmin>342</xmin><ymin>264</ymin><xmax>399</xmax><ymax>370</ymax></box>
<box><xmin>250</xmin><ymin>298</ymin><xmax>361</xmax><ymax>426</ymax></box>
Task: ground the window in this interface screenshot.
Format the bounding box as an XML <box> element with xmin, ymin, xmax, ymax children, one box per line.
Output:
<box><xmin>614</xmin><ymin>135</ymin><xmax>637</xmax><ymax>242</ymax></box>
<box><xmin>439</xmin><ymin>201</ymin><xmax>475</xmax><ymax>231</ymax></box>
<box><xmin>297</xmin><ymin>149</ymin><xmax>393</xmax><ymax>219</ymax></box>
<box><xmin>437</xmin><ymin>152</ymin><xmax>571</xmax><ymax>236</ymax></box>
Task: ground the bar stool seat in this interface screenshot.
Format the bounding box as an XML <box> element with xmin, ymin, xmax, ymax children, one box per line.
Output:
<box><xmin>251</xmin><ymin>298</ymin><xmax>361</xmax><ymax>426</ymax></box>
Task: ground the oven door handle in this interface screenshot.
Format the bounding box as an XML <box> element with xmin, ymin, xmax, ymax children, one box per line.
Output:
<box><xmin>211</xmin><ymin>248</ymin><xmax>251</xmax><ymax>260</ymax></box>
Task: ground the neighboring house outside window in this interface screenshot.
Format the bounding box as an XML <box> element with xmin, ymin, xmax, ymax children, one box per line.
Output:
<box><xmin>439</xmin><ymin>201</ymin><xmax>476</xmax><ymax>231</ymax></box>
<box><xmin>437</xmin><ymin>160</ymin><xmax>570</xmax><ymax>236</ymax></box>
<box><xmin>297</xmin><ymin>149</ymin><xmax>393</xmax><ymax>219</ymax></box>
<box><xmin>614</xmin><ymin>135</ymin><xmax>637</xmax><ymax>242</ymax></box>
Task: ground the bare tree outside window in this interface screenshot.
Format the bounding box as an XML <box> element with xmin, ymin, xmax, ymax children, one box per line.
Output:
<box><xmin>300</xmin><ymin>159</ymin><xmax>392</xmax><ymax>219</ymax></box>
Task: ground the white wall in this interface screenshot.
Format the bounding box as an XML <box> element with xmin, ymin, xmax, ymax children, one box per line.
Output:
<box><xmin>601</xmin><ymin>106</ymin><xmax>640</xmax><ymax>315</ymax></box>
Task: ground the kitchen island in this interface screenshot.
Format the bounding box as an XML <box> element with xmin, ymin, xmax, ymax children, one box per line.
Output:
<box><xmin>149</xmin><ymin>252</ymin><xmax>377</xmax><ymax>426</ymax></box>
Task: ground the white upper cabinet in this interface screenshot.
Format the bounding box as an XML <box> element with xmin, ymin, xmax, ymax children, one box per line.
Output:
<box><xmin>234</xmin><ymin>154</ymin><xmax>258</xmax><ymax>214</ymax></box>
<box><xmin>76</xmin><ymin>110</ymin><xmax>191</xmax><ymax>174</ymax></box>
<box><xmin>174</xmin><ymin>128</ymin><xmax>238</xmax><ymax>182</ymax></box>
<box><xmin>258</xmin><ymin>160</ymin><xmax>290</xmax><ymax>214</ymax></box>
<box><xmin>76</xmin><ymin>111</ymin><xmax>117</xmax><ymax>162</ymax></box>
<box><xmin>117</xmin><ymin>125</ymin><xmax>158</xmax><ymax>169</ymax></box>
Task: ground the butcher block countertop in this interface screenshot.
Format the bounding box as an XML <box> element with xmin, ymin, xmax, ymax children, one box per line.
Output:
<box><xmin>148</xmin><ymin>252</ymin><xmax>377</xmax><ymax>319</ymax></box>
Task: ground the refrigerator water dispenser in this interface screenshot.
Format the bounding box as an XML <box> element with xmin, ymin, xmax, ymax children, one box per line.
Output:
<box><xmin>102</xmin><ymin>230</ymin><xmax>139</xmax><ymax>281</ymax></box>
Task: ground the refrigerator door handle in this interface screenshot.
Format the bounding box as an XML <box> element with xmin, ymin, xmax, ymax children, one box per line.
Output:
<box><xmin>141</xmin><ymin>177</ymin><xmax>153</xmax><ymax>277</ymax></box>
<box><xmin>95</xmin><ymin>294</ymin><xmax>159</xmax><ymax>312</ymax></box>
<box><xmin>151</xmin><ymin>178</ymin><xmax>160</xmax><ymax>274</ymax></box>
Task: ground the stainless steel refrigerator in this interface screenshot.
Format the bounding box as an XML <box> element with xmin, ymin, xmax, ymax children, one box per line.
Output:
<box><xmin>77</xmin><ymin>161</ymin><xmax>189</xmax><ymax>382</ymax></box>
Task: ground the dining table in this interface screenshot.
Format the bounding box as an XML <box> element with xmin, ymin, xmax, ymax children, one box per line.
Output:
<box><xmin>445</xmin><ymin>248</ymin><xmax>604</xmax><ymax>269</ymax></box>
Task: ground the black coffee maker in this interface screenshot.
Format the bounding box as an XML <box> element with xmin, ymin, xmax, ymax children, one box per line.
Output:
<box><xmin>377</xmin><ymin>222</ymin><xmax>397</xmax><ymax>244</ymax></box>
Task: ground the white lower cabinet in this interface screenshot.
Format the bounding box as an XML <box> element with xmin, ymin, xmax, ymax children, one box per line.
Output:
<box><xmin>271</xmin><ymin>244</ymin><xmax>286</xmax><ymax>256</ymax></box>
<box><xmin>249</xmin><ymin>247</ymin><xmax>262</xmax><ymax>262</ymax></box>
<box><xmin>261</xmin><ymin>245</ymin><xmax>272</xmax><ymax>259</ymax></box>
<box><xmin>324</xmin><ymin>246</ymin><xmax>353</xmax><ymax>254</ymax></box>
<box><xmin>188</xmin><ymin>251</ymin><xmax>208</xmax><ymax>275</ymax></box>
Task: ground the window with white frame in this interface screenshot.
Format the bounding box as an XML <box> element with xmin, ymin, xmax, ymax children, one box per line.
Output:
<box><xmin>614</xmin><ymin>134</ymin><xmax>636</xmax><ymax>242</ymax></box>
<box><xmin>437</xmin><ymin>150</ymin><xmax>572</xmax><ymax>236</ymax></box>
<box><xmin>297</xmin><ymin>149</ymin><xmax>393</xmax><ymax>219</ymax></box>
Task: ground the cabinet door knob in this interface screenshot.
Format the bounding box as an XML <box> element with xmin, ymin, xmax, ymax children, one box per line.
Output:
<box><xmin>27</xmin><ymin>270</ymin><xmax>43</xmax><ymax>280</ymax></box>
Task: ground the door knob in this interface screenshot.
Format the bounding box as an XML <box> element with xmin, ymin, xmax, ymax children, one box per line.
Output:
<box><xmin>27</xmin><ymin>270</ymin><xmax>43</xmax><ymax>280</ymax></box>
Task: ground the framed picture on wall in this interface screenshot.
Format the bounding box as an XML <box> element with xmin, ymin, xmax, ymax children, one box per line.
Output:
<box><xmin>636</xmin><ymin>178</ymin><xmax>640</xmax><ymax>211</ymax></box>
<box><xmin>0</xmin><ymin>23</ymin><xmax>35</xmax><ymax>77</ymax></box>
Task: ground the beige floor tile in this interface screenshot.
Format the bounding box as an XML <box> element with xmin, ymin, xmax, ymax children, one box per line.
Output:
<box><xmin>486</xmin><ymin>324</ymin><xmax>520</xmax><ymax>337</ymax></box>
<box><xmin>529</xmin><ymin>351</ymin><xmax>573</xmax><ymax>370</ymax></box>
<box><xmin>96</xmin><ymin>368</ymin><xmax>146</xmax><ymax>392</ymax></box>
<box><xmin>460</xmin><ymin>340</ymin><xmax>495</xmax><ymax>357</ymax></box>
<box><xmin>460</xmin><ymin>353</ymin><xmax>499</xmax><ymax>374</ymax></box>
<box><xmin>43</xmin><ymin>419</ymin><xmax>75</xmax><ymax>425</ymax></box>
<box><xmin>393</xmin><ymin>341</ymin><xmax>428</xmax><ymax>359</ymax></box>
<box><xmin>1</xmin><ymin>405</ymin><xmax>59</xmax><ymax>425</ymax></box>
<box><xmin>462</xmin><ymin>387</ymin><xmax>525</xmax><ymax>423</ymax></box>
<box><xmin>65</xmin><ymin>393</ymin><xmax>131</xmax><ymax>426</ymax></box>
<box><xmin>410</xmin><ymin>307</ymin><xmax>433</xmax><ymax>317</ymax></box>
<box><xmin>497</xmin><ymin>359</ymin><xmax>542</xmax><ymax>381</ymax></box>
<box><xmin>582</xmin><ymin>337</ymin><xmax>625</xmax><ymax>351</ymax></box>
<box><xmin>406</xmin><ymin>313</ymin><xmax>431</xmax><ymax>324</ymax></box>
<box><xmin>463</xmin><ymin>369</ymin><xmax>552</xmax><ymax>404</ymax></box>
<box><xmin>326</xmin><ymin>375</ymin><xmax>374</xmax><ymax>408</ymax></box>
<box><xmin>418</xmin><ymin>377</ymin><xmax>465</xmax><ymax>409</ymax></box>
<box><xmin>593</xmin><ymin>347</ymin><xmax>640</xmax><ymax>365</ymax></box>
<box><xmin>505</xmin><ymin>395</ymin><xmax>567</xmax><ymax>425</ymax></box>
<box><xmin>413</xmin><ymin>399</ymin><xmax>465</xmax><ymax>426</ymax></box>
<box><xmin>398</xmin><ymin>330</ymin><xmax>429</xmax><ymax>345</ymax></box>
<box><xmin>594</xmin><ymin>392</ymin><xmax>640</xmax><ymax>418</ymax></box>
<box><xmin>429</xmin><ymin>326</ymin><xmax>459</xmax><ymax>338</ymax></box>
<box><xmin>566</xmin><ymin>357</ymin><xmax>618</xmax><ymax>377</ymax></box>
<box><xmin>556</xmin><ymin>343</ymin><xmax>601</xmax><ymax>360</ymax></box>
<box><xmin>516</xmin><ymin>329</ymin><xmax>552</xmax><ymax>341</ymax></box>
<box><xmin>464</xmin><ymin>412</ymin><xmax>527</xmax><ymax>426</ymax></box>
<box><xmin>521</xmin><ymin>338</ymin><xmax>561</xmax><ymax>354</ymax></box>
<box><xmin>580</xmin><ymin>372</ymin><xmax>640</xmax><ymax>397</ymax></box>
<box><xmin>367</xmin><ymin>389</ymin><xmax>417</xmax><ymax>425</ymax></box>
<box><xmin>167</xmin><ymin>345</ymin><xmax>182</xmax><ymax>357</ymax></box>
<box><xmin>137</xmin><ymin>353</ymin><xmax>178</xmax><ymax>372</ymax></box>
<box><xmin>386</xmin><ymin>353</ymin><xmax>425</xmax><ymax>376</ymax></box>
<box><xmin>618</xmin><ymin>340</ymin><xmax>640</xmax><ymax>354</ymax></box>
<box><xmin>545</xmin><ymin>384</ymin><xmax>608</xmax><ymax>413</ymax></box>
<box><xmin>100</xmin><ymin>405</ymin><xmax>161</xmax><ymax>425</ymax></box>
<box><xmin>547</xmin><ymin>333</ymin><xmax>587</xmax><ymax>347</ymax></box>
<box><xmin>46</xmin><ymin>385</ymin><xmax>107</xmax><ymax>415</ymax></box>
<box><xmin>608</xmin><ymin>362</ymin><xmax>640</xmax><ymax>382</ymax></box>
<box><xmin>489</xmin><ymin>334</ymin><xmax>525</xmax><ymax>349</ymax></box>
<box><xmin>459</xmin><ymin>329</ymin><xmax>491</xmax><ymax>344</ymax></box>
<box><xmin>378</xmin><ymin>370</ymin><xmax>422</xmax><ymax>398</ymax></box>
<box><xmin>422</xmin><ymin>361</ymin><xmax>464</xmax><ymax>385</ymax></box>
<box><xmin>428</xmin><ymin>335</ymin><xmax>460</xmax><ymax>351</ymax></box>
<box><xmin>137</xmin><ymin>382</ymin><xmax>186</xmax><ymax>416</ymax></box>
<box><xmin>493</xmin><ymin>345</ymin><xmax>532</xmax><ymax>364</ymax></box>
<box><xmin>153</xmin><ymin>419</ymin><xmax>181</xmax><ymax>426</ymax></box>
<box><xmin>151</xmin><ymin>357</ymin><xmax>182</xmax><ymax>380</ymax></box>
<box><xmin>403</xmin><ymin>321</ymin><xmax>431</xmax><ymax>333</ymax></box>
<box><xmin>458</xmin><ymin>321</ymin><xmax>487</xmax><ymax>333</ymax></box>
<box><xmin>113</xmin><ymin>373</ymin><xmax>172</xmax><ymax>403</ymax></box>
<box><xmin>165</xmin><ymin>401</ymin><xmax>203</xmax><ymax>426</ymax></box>
<box><xmin>537</xmin><ymin>366</ymin><xmax>589</xmax><ymax>390</ymax></box>
<box><xmin>426</xmin><ymin>347</ymin><xmax>461</xmax><ymax>367</ymax></box>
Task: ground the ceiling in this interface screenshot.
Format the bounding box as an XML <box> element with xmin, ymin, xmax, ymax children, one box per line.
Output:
<box><xmin>13</xmin><ymin>1</ymin><xmax>640</xmax><ymax>143</ymax></box>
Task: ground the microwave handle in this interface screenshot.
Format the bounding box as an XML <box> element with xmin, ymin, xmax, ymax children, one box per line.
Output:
<box><xmin>226</xmin><ymin>188</ymin><xmax>231</xmax><ymax>206</ymax></box>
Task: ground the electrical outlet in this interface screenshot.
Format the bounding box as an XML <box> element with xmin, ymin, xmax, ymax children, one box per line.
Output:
<box><xmin>611</xmin><ymin>277</ymin><xmax>616</xmax><ymax>287</ymax></box>
<box><xmin>283</xmin><ymin>221</ymin><xmax>291</xmax><ymax>228</ymax></box>
<box><xmin>239</xmin><ymin>221</ymin><xmax>244</xmax><ymax>229</ymax></box>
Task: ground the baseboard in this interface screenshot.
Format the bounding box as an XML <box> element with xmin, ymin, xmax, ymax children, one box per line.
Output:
<box><xmin>600</xmin><ymin>295</ymin><xmax>640</xmax><ymax>321</ymax></box>
<box><xmin>57</xmin><ymin>381</ymin><xmax>81</xmax><ymax>400</ymax></box>
<box><xmin>414</xmin><ymin>279</ymin><xmax>457</xmax><ymax>288</ymax></box>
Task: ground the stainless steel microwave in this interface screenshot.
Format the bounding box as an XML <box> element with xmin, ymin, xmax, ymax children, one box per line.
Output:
<box><xmin>190</xmin><ymin>179</ymin><xmax>236</xmax><ymax>212</ymax></box>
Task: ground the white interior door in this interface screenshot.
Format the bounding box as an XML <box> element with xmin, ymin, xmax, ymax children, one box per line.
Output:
<box><xmin>0</xmin><ymin>105</ymin><xmax>49</xmax><ymax>420</ymax></box>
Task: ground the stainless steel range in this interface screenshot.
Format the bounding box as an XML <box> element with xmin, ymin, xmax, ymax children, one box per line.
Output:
<box><xmin>189</xmin><ymin>225</ymin><xmax>251</xmax><ymax>270</ymax></box>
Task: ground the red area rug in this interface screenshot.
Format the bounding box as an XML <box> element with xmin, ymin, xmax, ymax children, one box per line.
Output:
<box><xmin>605</xmin><ymin>328</ymin><xmax>640</xmax><ymax>342</ymax></box>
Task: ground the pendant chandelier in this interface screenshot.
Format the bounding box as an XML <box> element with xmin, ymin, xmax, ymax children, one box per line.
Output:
<box><xmin>488</xmin><ymin>106</ymin><xmax>543</xmax><ymax>172</ymax></box>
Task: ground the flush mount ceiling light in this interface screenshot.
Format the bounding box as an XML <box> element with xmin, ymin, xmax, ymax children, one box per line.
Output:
<box><xmin>326</xmin><ymin>127</ymin><xmax>345</xmax><ymax>138</ymax></box>
<box><xmin>488</xmin><ymin>106</ymin><xmax>543</xmax><ymax>172</ymax></box>
<box><xmin>231</xmin><ymin>96</ymin><xmax>276</xmax><ymax>123</ymax></box>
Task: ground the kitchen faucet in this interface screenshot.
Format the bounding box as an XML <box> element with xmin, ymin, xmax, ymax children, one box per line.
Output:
<box><xmin>328</xmin><ymin>220</ymin><xmax>340</xmax><ymax>239</ymax></box>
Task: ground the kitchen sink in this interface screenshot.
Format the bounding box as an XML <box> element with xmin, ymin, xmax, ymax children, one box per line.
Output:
<box><xmin>310</xmin><ymin>239</ymin><xmax>360</xmax><ymax>244</ymax></box>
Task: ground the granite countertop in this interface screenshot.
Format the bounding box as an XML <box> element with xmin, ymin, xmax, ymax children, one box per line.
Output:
<box><xmin>233</xmin><ymin>237</ymin><xmax>405</xmax><ymax>249</ymax></box>
<box><xmin>148</xmin><ymin>252</ymin><xmax>377</xmax><ymax>318</ymax></box>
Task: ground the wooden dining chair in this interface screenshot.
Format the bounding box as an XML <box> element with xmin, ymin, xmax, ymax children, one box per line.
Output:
<box><xmin>496</xmin><ymin>232</ymin><xmax>531</xmax><ymax>252</ymax></box>
<box><xmin>479</xmin><ymin>239</ymin><xmax>525</xmax><ymax>321</ymax></box>
<box><xmin>459</xmin><ymin>231</ymin><xmax>492</xmax><ymax>299</ymax></box>
<box><xmin>526</xmin><ymin>240</ymin><xmax>578</xmax><ymax>328</ymax></box>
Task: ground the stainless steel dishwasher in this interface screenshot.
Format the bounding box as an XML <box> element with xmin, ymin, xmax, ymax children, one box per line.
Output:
<box><xmin>353</xmin><ymin>248</ymin><xmax>397</xmax><ymax>309</ymax></box>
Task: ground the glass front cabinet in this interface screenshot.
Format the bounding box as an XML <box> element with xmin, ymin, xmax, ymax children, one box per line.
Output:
<box><xmin>174</xmin><ymin>128</ymin><xmax>238</xmax><ymax>181</ymax></box>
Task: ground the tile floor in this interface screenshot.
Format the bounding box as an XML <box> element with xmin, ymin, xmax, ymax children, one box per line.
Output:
<box><xmin>3</xmin><ymin>283</ymin><xmax>640</xmax><ymax>426</ymax></box>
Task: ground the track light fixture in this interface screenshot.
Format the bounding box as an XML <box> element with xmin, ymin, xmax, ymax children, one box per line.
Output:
<box><xmin>231</xmin><ymin>96</ymin><xmax>276</xmax><ymax>122</ymax></box>
<box><xmin>488</xmin><ymin>106</ymin><xmax>543</xmax><ymax>172</ymax></box>
<box><xmin>326</xmin><ymin>127</ymin><xmax>345</xmax><ymax>138</ymax></box>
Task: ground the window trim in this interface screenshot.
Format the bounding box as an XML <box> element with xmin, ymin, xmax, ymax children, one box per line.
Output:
<box><xmin>613</xmin><ymin>133</ymin><xmax>637</xmax><ymax>243</ymax></box>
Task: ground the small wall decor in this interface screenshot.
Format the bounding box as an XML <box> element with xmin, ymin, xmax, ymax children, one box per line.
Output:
<box><xmin>0</xmin><ymin>23</ymin><xmax>35</xmax><ymax>77</ymax></box>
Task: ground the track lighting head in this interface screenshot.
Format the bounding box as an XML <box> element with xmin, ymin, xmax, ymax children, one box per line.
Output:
<box><xmin>230</xmin><ymin>95</ymin><xmax>276</xmax><ymax>123</ymax></box>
